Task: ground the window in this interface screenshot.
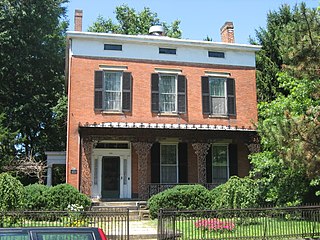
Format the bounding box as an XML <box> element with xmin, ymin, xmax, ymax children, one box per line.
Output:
<box><xmin>208</xmin><ymin>51</ymin><xmax>225</xmax><ymax>58</ymax></box>
<box><xmin>160</xmin><ymin>144</ymin><xmax>178</xmax><ymax>183</ymax></box>
<box><xmin>94</xmin><ymin>70</ymin><xmax>132</xmax><ymax>112</ymax></box>
<box><xmin>104</xmin><ymin>44</ymin><xmax>122</xmax><ymax>51</ymax></box>
<box><xmin>159</xmin><ymin>48</ymin><xmax>176</xmax><ymax>55</ymax></box>
<box><xmin>202</xmin><ymin>76</ymin><xmax>235</xmax><ymax>116</ymax></box>
<box><xmin>212</xmin><ymin>145</ymin><xmax>229</xmax><ymax>183</ymax></box>
<box><xmin>151</xmin><ymin>73</ymin><xmax>186</xmax><ymax>113</ymax></box>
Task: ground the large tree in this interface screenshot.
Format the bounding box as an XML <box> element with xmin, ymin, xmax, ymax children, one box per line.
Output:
<box><xmin>0</xmin><ymin>0</ymin><xmax>68</xmax><ymax>164</ymax></box>
<box><xmin>88</xmin><ymin>4</ymin><xmax>182</xmax><ymax>38</ymax></box>
<box><xmin>250</xmin><ymin>3</ymin><xmax>320</xmax><ymax>204</ymax></box>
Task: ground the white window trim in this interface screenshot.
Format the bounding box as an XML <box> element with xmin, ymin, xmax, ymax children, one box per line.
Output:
<box><xmin>155</xmin><ymin>68</ymin><xmax>182</xmax><ymax>74</ymax></box>
<box><xmin>205</xmin><ymin>71</ymin><xmax>230</xmax><ymax>78</ymax></box>
<box><xmin>103</xmin><ymin>71</ymin><xmax>123</xmax><ymax>112</ymax></box>
<box><xmin>209</xmin><ymin>77</ymin><xmax>228</xmax><ymax>115</ymax></box>
<box><xmin>99</xmin><ymin>65</ymin><xmax>127</xmax><ymax>71</ymax></box>
<box><xmin>159</xmin><ymin>73</ymin><xmax>178</xmax><ymax>113</ymax></box>
<box><xmin>212</xmin><ymin>144</ymin><xmax>229</xmax><ymax>182</ymax></box>
<box><xmin>160</xmin><ymin>143</ymin><xmax>179</xmax><ymax>184</ymax></box>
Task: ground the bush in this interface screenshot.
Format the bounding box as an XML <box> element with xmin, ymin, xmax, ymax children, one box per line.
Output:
<box><xmin>210</xmin><ymin>176</ymin><xmax>259</xmax><ymax>209</ymax></box>
<box><xmin>46</xmin><ymin>184</ymin><xmax>91</xmax><ymax>210</ymax></box>
<box><xmin>148</xmin><ymin>185</ymin><xmax>211</xmax><ymax>219</ymax></box>
<box><xmin>0</xmin><ymin>173</ymin><xmax>25</xmax><ymax>211</ymax></box>
<box><xmin>24</xmin><ymin>184</ymin><xmax>49</xmax><ymax>210</ymax></box>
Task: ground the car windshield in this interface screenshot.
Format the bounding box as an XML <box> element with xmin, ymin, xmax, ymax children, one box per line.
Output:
<box><xmin>35</xmin><ymin>232</ymin><xmax>94</xmax><ymax>240</ymax></box>
<box><xmin>0</xmin><ymin>233</ymin><xmax>29</xmax><ymax>240</ymax></box>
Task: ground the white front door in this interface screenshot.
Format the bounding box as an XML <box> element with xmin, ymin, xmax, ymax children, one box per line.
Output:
<box><xmin>91</xmin><ymin>144</ymin><xmax>131</xmax><ymax>199</ymax></box>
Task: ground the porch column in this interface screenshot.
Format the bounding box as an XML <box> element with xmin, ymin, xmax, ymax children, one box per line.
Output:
<box><xmin>81</xmin><ymin>136</ymin><xmax>93</xmax><ymax>196</ymax></box>
<box><xmin>132</xmin><ymin>142</ymin><xmax>152</xmax><ymax>199</ymax></box>
<box><xmin>46</xmin><ymin>164</ymin><xmax>53</xmax><ymax>187</ymax></box>
<box><xmin>192</xmin><ymin>143</ymin><xmax>210</xmax><ymax>184</ymax></box>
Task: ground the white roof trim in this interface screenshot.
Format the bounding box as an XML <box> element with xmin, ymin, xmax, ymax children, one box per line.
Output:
<box><xmin>80</xmin><ymin>122</ymin><xmax>255</xmax><ymax>132</ymax></box>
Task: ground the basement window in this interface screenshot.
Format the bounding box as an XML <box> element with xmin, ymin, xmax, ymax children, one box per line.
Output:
<box><xmin>104</xmin><ymin>44</ymin><xmax>122</xmax><ymax>51</ymax></box>
<box><xmin>208</xmin><ymin>51</ymin><xmax>225</xmax><ymax>58</ymax></box>
<box><xmin>159</xmin><ymin>48</ymin><xmax>176</xmax><ymax>55</ymax></box>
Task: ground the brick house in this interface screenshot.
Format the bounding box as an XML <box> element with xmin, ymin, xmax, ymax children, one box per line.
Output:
<box><xmin>66</xmin><ymin>10</ymin><xmax>260</xmax><ymax>200</ymax></box>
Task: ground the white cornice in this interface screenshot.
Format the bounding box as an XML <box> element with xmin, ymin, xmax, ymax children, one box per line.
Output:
<box><xmin>66</xmin><ymin>31</ymin><xmax>261</xmax><ymax>52</ymax></box>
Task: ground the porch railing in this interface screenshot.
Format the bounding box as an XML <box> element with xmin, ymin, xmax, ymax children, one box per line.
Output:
<box><xmin>148</xmin><ymin>182</ymin><xmax>225</xmax><ymax>198</ymax></box>
<box><xmin>0</xmin><ymin>209</ymin><xmax>130</xmax><ymax>240</ymax></box>
<box><xmin>158</xmin><ymin>205</ymin><xmax>320</xmax><ymax>240</ymax></box>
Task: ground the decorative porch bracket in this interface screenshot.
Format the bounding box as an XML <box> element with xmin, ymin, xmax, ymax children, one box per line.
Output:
<box><xmin>192</xmin><ymin>143</ymin><xmax>211</xmax><ymax>184</ymax></box>
<box><xmin>132</xmin><ymin>142</ymin><xmax>153</xmax><ymax>199</ymax></box>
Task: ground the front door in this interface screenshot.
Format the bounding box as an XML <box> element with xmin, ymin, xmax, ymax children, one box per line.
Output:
<box><xmin>101</xmin><ymin>156</ymin><xmax>120</xmax><ymax>198</ymax></box>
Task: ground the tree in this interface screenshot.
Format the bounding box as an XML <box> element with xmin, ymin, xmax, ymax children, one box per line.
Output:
<box><xmin>250</xmin><ymin>3</ymin><xmax>320</xmax><ymax>204</ymax></box>
<box><xmin>88</xmin><ymin>4</ymin><xmax>182</xmax><ymax>38</ymax></box>
<box><xmin>251</xmin><ymin>3</ymin><xmax>320</xmax><ymax>102</ymax></box>
<box><xmin>0</xmin><ymin>0</ymin><xmax>68</xmax><ymax>163</ymax></box>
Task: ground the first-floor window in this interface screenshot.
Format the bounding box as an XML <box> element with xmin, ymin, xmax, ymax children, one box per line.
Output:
<box><xmin>212</xmin><ymin>145</ymin><xmax>229</xmax><ymax>183</ymax></box>
<box><xmin>160</xmin><ymin>144</ymin><xmax>178</xmax><ymax>183</ymax></box>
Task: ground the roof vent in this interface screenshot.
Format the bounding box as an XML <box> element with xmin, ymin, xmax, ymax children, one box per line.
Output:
<box><xmin>149</xmin><ymin>25</ymin><xmax>165</xmax><ymax>36</ymax></box>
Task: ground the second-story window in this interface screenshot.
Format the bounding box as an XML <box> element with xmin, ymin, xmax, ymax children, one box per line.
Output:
<box><xmin>151</xmin><ymin>73</ymin><xmax>186</xmax><ymax>114</ymax></box>
<box><xmin>202</xmin><ymin>76</ymin><xmax>236</xmax><ymax>116</ymax></box>
<box><xmin>94</xmin><ymin>70</ymin><xmax>132</xmax><ymax>112</ymax></box>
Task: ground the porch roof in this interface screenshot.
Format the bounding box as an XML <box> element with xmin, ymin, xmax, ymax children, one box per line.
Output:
<box><xmin>79</xmin><ymin>122</ymin><xmax>256</xmax><ymax>132</ymax></box>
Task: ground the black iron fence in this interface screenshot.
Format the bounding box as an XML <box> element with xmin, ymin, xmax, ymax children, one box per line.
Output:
<box><xmin>158</xmin><ymin>205</ymin><xmax>320</xmax><ymax>239</ymax></box>
<box><xmin>0</xmin><ymin>209</ymin><xmax>129</xmax><ymax>240</ymax></box>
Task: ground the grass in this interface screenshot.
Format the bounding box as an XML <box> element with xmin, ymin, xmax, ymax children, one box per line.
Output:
<box><xmin>172</xmin><ymin>217</ymin><xmax>320</xmax><ymax>240</ymax></box>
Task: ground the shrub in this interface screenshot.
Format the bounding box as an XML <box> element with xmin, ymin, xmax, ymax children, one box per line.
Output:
<box><xmin>46</xmin><ymin>184</ymin><xmax>91</xmax><ymax>210</ymax></box>
<box><xmin>24</xmin><ymin>184</ymin><xmax>49</xmax><ymax>210</ymax></box>
<box><xmin>210</xmin><ymin>176</ymin><xmax>259</xmax><ymax>209</ymax></box>
<box><xmin>0</xmin><ymin>173</ymin><xmax>25</xmax><ymax>211</ymax></box>
<box><xmin>148</xmin><ymin>185</ymin><xmax>211</xmax><ymax>219</ymax></box>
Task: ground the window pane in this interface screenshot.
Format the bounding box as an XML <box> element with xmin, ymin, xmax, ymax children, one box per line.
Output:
<box><xmin>211</xmin><ymin>97</ymin><xmax>226</xmax><ymax>114</ymax></box>
<box><xmin>105</xmin><ymin>72</ymin><xmax>121</xmax><ymax>91</ymax></box>
<box><xmin>104</xmin><ymin>72</ymin><xmax>122</xmax><ymax>111</ymax></box>
<box><xmin>212</xmin><ymin>146</ymin><xmax>228</xmax><ymax>166</ymax></box>
<box><xmin>159</xmin><ymin>75</ymin><xmax>176</xmax><ymax>112</ymax></box>
<box><xmin>161</xmin><ymin>145</ymin><xmax>177</xmax><ymax>164</ymax></box>
<box><xmin>212</xmin><ymin>145</ymin><xmax>228</xmax><ymax>182</ymax></box>
<box><xmin>161</xmin><ymin>166</ymin><xmax>177</xmax><ymax>183</ymax></box>
<box><xmin>36</xmin><ymin>233</ymin><xmax>94</xmax><ymax>240</ymax></box>
<box><xmin>209</xmin><ymin>78</ymin><xmax>225</xmax><ymax>97</ymax></box>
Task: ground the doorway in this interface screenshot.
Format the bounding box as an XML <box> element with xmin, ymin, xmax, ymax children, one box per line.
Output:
<box><xmin>102</xmin><ymin>156</ymin><xmax>120</xmax><ymax>198</ymax></box>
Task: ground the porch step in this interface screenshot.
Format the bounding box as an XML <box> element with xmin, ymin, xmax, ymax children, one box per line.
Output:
<box><xmin>91</xmin><ymin>201</ymin><xmax>150</xmax><ymax>220</ymax></box>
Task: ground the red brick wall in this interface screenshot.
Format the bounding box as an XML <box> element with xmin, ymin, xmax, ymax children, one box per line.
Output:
<box><xmin>66</xmin><ymin>57</ymin><xmax>258</xmax><ymax>188</ymax></box>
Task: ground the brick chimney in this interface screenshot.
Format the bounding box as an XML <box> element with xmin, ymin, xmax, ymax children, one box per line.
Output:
<box><xmin>220</xmin><ymin>21</ymin><xmax>235</xmax><ymax>43</ymax></box>
<box><xmin>74</xmin><ymin>9</ymin><xmax>83</xmax><ymax>31</ymax></box>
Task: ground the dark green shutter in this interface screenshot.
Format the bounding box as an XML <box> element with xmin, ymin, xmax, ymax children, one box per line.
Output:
<box><xmin>227</xmin><ymin>78</ymin><xmax>236</xmax><ymax>116</ymax></box>
<box><xmin>151</xmin><ymin>73</ymin><xmax>159</xmax><ymax>112</ymax></box>
<box><xmin>122</xmin><ymin>72</ymin><xmax>132</xmax><ymax>112</ymax></box>
<box><xmin>202</xmin><ymin>76</ymin><xmax>210</xmax><ymax>114</ymax></box>
<box><xmin>177</xmin><ymin>75</ymin><xmax>187</xmax><ymax>113</ymax></box>
<box><xmin>94</xmin><ymin>70</ymin><xmax>104</xmax><ymax>110</ymax></box>
<box><xmin>151</xmin><ymin>142</ymin><xmax>160</xmax><ymax>183</ymax></box>
<box><xmin>229</xmin><ymin>144</ymin><xmax>238</xmax><ymax>177</ymax></box>
<box><xmin>178</xmin><ymin>143</ymin><xmax>188</xmax><ymax>183</ymax></box>
<box><xmin>206</xmin><ymin>146</ymin><xmax>212</xmax><ymax>183</ymax></box>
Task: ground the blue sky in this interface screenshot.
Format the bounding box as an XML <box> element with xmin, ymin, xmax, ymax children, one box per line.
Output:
<box><xmin>66</xmin><ymin>0</ymin><xmax>319</xmax><ymax>44</ymax></box>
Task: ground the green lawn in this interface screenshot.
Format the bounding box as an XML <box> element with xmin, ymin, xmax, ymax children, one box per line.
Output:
<box><xmin>173</xmin><ymin>217</ymin><xmax>320</xmax><ymax>239</ymax></box>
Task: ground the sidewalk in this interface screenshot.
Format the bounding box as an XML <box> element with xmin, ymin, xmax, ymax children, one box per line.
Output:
<box><xmin>129</xmin><ymin>220</ymin><xmax>158</xmax><ymax>239</ymax></box>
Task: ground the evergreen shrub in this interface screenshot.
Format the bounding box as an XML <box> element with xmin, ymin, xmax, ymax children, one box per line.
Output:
<box><xmin>24</xmin><ymin>183</ymin><xmax>49</xmax><ymax>210</ymax></box>
<box><xmin>148</xmin><ymin>184</ymin><xmax>211</xmax><ymax>219</ymax></box>
<box><xmin>0</xmin><ymin>173</ymin><xmax>25</xmax><ymax>211</ymax></box>
<box><xmin>210</xmin><ymin>176</ymin><xmax>259</xmax><ymax>209</ymax></box>
<box><xmin>46</xmin><ymin>184</ymin><xmax>91</xmax><ymax>210</ymax></box>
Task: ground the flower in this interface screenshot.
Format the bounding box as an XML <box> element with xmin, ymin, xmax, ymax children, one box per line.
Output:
<box><xmin>195</xmin><ymin>218</ymin><xmax>235</xmax><ymax>232</ymax></box>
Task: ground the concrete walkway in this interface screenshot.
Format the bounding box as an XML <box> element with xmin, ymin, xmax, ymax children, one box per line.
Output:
<box><xmin>129</xmin><ymin>220</ymin><xmax>158</xmax><ymax>239</ymax></box>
